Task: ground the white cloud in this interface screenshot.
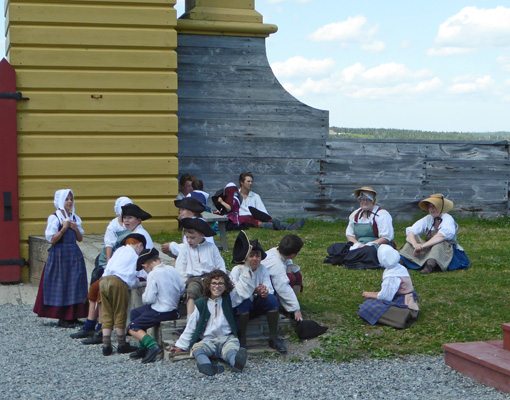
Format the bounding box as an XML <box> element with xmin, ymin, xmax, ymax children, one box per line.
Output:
<box><xmin>427</xmin><ymin>46</ymin><xmax>474</xmax><ymax>56</ymax></box>
<box><xmin>271</xmin><ymin>56</ymin><xmax>335</xmax><ymax>79</ymax></box>
<box><xmin>447</xmin><ymin>75</ymin><xmax>495</xmax><ymax>94</ymax></box>
<box><xmin>497</xmin><ymin>55</ymin><xmax>510</xmax><ymax>72</ymax></box>
<box><xmin>435</xmin><ymin>6</ymin><xmax>510</xmax><ymax>48</ymax></box>
<box><xmin>308</xmin><ymin>15</ymin><xmax>384</xmax><ymax>52</ymax></box>
<box><xmin>401</xmin><ymin>40</ymin><xmax>412</xmax><ymax>49</ymax></box>
<box><xmin>279</xmin><ymin>62</ymin><xmax>441</xmax><ymax>100</ymax></box>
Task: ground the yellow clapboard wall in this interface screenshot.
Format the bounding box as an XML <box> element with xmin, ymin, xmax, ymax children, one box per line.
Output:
<box><xmin>5</xmin><ymin>0</ymin><xmax>179</xmax><ymax>270</ymax></box>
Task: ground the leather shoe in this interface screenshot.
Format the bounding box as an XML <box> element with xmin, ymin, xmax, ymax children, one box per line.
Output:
<box><xmin>82</xmin><ymin>332</ymin><xmax>103</xmax><ymax>345</ymax></box>
<box><xmin>289</xmin><ymin>218</ymin><xmax>306</xmax><ymax>231</ymax></box>
<box><xmin>70</xmin><ymin>329</ymin><xmax>94</xmax><ymax>339</ymax></box>
<box><xmin>142</xmin><ymin>344</ymin><xmax>163</xmax><ymax>364</ymax></box>
<box><xmin>118</xmin><ymin>343</ymin><xmax>138</xmax><ymax>354</ymax></box>
<box><xmin>130</xmin><ymin>347</ymin><xmax>148</xmax><ymax>360</ymax></box>
<box><xmin>102</xmin><ymin>345</ymin><xmax>113</xmax><ymax>356</ymax></box>
<box><xmin>232</xmin><ymin>347</ymin><xmax>247</xmax><ymax>372</ymax></box>
<box><xmin>268</xmin><ymin>337</ymin><xmax>287</xmax><ymax>354</ymax></box>
<box><xmin>197</xmin><ymin>363</ymin><xmax>225</xmax><ymax>376</ymax></box>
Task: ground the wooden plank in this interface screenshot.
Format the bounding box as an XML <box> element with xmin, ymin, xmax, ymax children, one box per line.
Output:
<box><xmin>8</xmin><ymin>3</ymin><xmax>176</xmax><ymax>26</ymax></box>
<box><xmin>19</xmin><ymin>177</ymin><xmax>178</xmax><ymax>198</ymax></box>
<box><xmin>179</xmin><ymin>157</ymin><xmax>321</xmax><ymax>176</ymax></box>
<box><xmin>425</xmin><ymin>160</ymin><xmax>510</xmax><ymax>180</ymax></box>
<box><xmin>178</xmin><ymin>34</ymin><xmax>264</xmax><ymax>50</ymax></box>
<box><xmin>18</xmin><ymin>134</ymin><xmax>177</xmax><ymax>154</ymax></box>
<box><xmin>178</xmin><ymin>135</ymin><xmax>325</xmax><ymax>158</ymax></box>
<box><xmin>17</xmin><ymin>92</ymin><xmax>177</xmax><ymax>112</ymax></box>
<box><xmin>9</xmin><ymin>26</ymin><xmax>177</xmax><ymax>48</ymax></box>
<box><xmin>20</xmin><ymin>199</ymin><xmax>178</xmax><ymax>219</ymax></box>
<box><xmin>8</xmin><ymin>48</ymin><xmax>177</xmax><ymax>69</ymax></box>
<box><xmin>9</xmin><ymin>0</ymin><xmax>175</xmax><ymax>6</ymax></box>
<box><xmin>17</xmin><ymin>70</ymin><xmax>177</xmax><ymax>91</ymax></box>
<box><xmin>18</xmin><ymin>156</ymin><xmax>178</xmax><ymax>177</ymax></box>
<box><xmin>18</xmin><ymin>114</ymin><xmax>178</xmax><ymax>132</ymax></box>
<box><xmin>19</xmin><ymin>219</ymin><xmax>179</xmax><ymax>239</ymax></box>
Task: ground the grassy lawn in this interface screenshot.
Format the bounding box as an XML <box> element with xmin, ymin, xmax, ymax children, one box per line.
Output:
<box><xmin>153</xmin><ymin>216</ymin><xmax>510</xmax><ymax>362</ymax></box>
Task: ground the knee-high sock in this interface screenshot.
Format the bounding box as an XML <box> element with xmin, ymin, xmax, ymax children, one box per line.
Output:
<box><xmin>193</xmin><ymin>348</ymin><xmax>211</xmax><ymax>365</ymax></box>
<box><xmin>266</xmin><ymin>310</ymin><xmax>279</xmax><ymax>339</ymax></box>
<box><xmin>238</xmin><ymin>312</ymin><xmax>250</xmax><ymax>341</ymax></box>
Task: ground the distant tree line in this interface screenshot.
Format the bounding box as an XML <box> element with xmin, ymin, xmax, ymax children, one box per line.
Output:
<box><xmin>329</xmin><ymin>127</ymin><xmax>510</xmax><ymax>141</ymax></box>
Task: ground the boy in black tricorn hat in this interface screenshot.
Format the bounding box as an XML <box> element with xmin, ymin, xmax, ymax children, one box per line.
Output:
<box><xmin>99</xmin><ymin>233</ymin><xmax>146</xmax><ymax>356</ymax></box>
<box><xmin>175</xmin><ymin>218</ymin><xmax>226</xmax><ymax>317</ymax></box>
<box><xmin>127</xmin><ymin>248</ymin><xmax>185</xmax><ymax>364</ymax></box>
<box><xmin>161</xmin><ymin>197</ymin><xmax>207</xmax><ymax>258</ymax></box>
<box><xmin>121</xmin><ymin>203</ymin><xmax>154</xmax><ymax>250</ymax></box>
<box><xmin>229</xmin><ymin>232</ymin><xmax>287</xmax><ymax>353</ymax></box>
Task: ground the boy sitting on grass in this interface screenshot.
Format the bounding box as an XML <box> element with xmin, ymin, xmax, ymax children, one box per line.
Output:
<box><xmin>99</xmin><ymin>233</ymin><xmax>146</xmax><ymax>356</ymax></box>
<box><xmin>170</xmin><ymin>270</ymin><xmax>248</xmax><ymax>376</ymax></box>
<box><xmin>127</xmin><ymin>248</ymin><xmax>185</xmax><ymax>364</ymax></box>
<box><xmin>175</xmin><ymin>218</ymin><xmax>226</xmax><ymax>317</ymax></box>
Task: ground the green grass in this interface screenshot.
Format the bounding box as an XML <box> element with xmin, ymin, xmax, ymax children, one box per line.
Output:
<box><xmin>153</xmin><ymin>216</ymin><xmax>510</xmax><ymax>362</ymax></box>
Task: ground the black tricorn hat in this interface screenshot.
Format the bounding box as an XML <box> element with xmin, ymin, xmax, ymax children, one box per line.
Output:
<box><xmin>249</xmin><ymin>206</ymin><xmax>272</xmax><ymax>222</ymax></box>
<box><xmin>181</xmin><ymin>217</ymin><xmax>216</xmax><ymax>237</ymax></box>
<box><xmin>231</xmin><ymin>231</ymin><xmax>250</xmax><ymax>264</ymax></box>
<box><xmin>250</xmin><ymin>239</ymin><xmax>266</xmax><ymax>260</ymax></box>
<box><xmin>137</xmin><ymin>248</ymin><xmax>159</xmax><ymax>271</ymax></box>
<box><xmin>294</xmin><ymin>320</ymin><xmax>329</xmax><ymax>340</ymax></box>
<box><xmin>120</xmin><ymin>233</ymin><xmax>147</xmax><ymax>249</ymax></box>
<box><xmin>174</xmin><ymin>197</ymin><xmax>206</xmax><ymax>215</ymax></box>
<box><xmin>211</xmin><ymin>188</ymin><xmax>225</xmax><ymax>212</ymax></box>
<box><xmin>121</xmin><ymin>204</ymin><xmax>152</xmax><ymax>221</ymax></box>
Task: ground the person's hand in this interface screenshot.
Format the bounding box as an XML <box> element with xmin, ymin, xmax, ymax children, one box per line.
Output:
<box><xmin>161</xmin><ymin>243</ymin><xmax>177</xmax><ymax>258</ymax></box>
<box><xmin>258</xmin><ymin>285</ymin><xmax>269</xmax><ymax>298</ymax></box>
<box><xmin>69</xmin><ymin>221</ymin><xmax>79</xmax><ymax>232</ymax></box>
<box><xmin>61</xmin><ymin>219</ymin><xmax>70</xmax><ymax>231</ymax></box>
<box><xmin>362</xmin><ymin>291</ymin><xmax>378</xmax><ymax>299</ymax></box>
<box><xmin>294</xmin><ymin>310</ymin><xmax>303</xmax><ymax>322</ymax></box>
<box><xmin>169</xmin><ymin>346</ymin><xmax>184</xmax><ymax>355</ymax></box>
<box><xmin>413</xmin><ymin>243</ymin><xmax>424</xmax><ymax>256</ymax></box>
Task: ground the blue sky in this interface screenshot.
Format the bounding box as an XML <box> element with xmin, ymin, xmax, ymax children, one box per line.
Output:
<box><xmin>2</xmin><ymin>1</ymin><xmax>510</xmax><ymax>132</ymax></box>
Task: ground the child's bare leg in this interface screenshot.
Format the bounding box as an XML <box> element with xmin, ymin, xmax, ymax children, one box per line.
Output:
<box><xmin>293</xmin><ymin>285</ymin><xmax>300</xmax><ymax>296</ymax></box>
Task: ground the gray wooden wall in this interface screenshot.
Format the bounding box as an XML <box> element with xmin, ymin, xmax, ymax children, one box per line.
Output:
<box><xmin>315</xmin><ymin>139</ymin><xmax>510</xmax><ymax>221</ymax></box>
<box><xmin>176</xmin><ymin>34</ymin><xmax>328</xmax><ymax>218</ymax></box>
<box><xmin>176</xmin><ymin>34</ymin><xmax>509</xmax><ymax>222</ymax></box>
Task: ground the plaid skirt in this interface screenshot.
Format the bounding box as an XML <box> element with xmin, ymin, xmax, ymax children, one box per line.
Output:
<box><xmin>42</xmin><ymin>229</ymin><xmax>88</xmax><ymax>307</ymax></box>
<box><xmin>358</xmin><ymin>292</ymin><xmax>418</xmax><ymax>325</ymax></box>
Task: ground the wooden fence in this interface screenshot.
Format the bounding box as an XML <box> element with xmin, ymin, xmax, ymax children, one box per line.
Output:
<box><xmin>312</xmin><ymin>139</ymin><xmax>510</xmax><ymax>221</ymax></box>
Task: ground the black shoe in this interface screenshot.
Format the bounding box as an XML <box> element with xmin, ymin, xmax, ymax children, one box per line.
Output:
<box><xmin>82</xmin><ymin>333</ymin><xmax>103</xmax><ymax>345</ymax></box>
<box><xmin>268</xmin><ymin>337</ymin><xmax>287</xmax><ymax>354</ymax></box>
<box><xmin>57</xmin><ymin>319</ymin><xmax>76</xmax><ymax>328</ymax></box>
<box><xmin>118</xmin><ymin>343</ymin><xmax>138</xmax><ymax>354</ymax></box>
<box><xmin>141</xmin><ymin>344</ymin><xmax>163</xmax><ymax>364</ymax></box>
<box><xmin>197</xmin><ymin>363</ymin><xmax>225</xmax><ymax>376</ymax></box>
<box><xmin>232</xmin><ymin>347</ymin><xmax>247</xmax><ymax>372</ymax></box>
<box><xmin>102</xmin><ymin>346</ymin><xmax>113</xmax><ymax>356</ymax></box>
<box><xmin>289</xmin><ymin>218</ymin><xmax>306</xmax><ymax>231</ymax></box>
<box><xmin>130</xmin><ymin>347</ymin><xmax>148</xmax><ymax>360</ymax></box>
<box><xmin>70</xmin><ymin>329</ymin><xmax>94</xmax><ymax>339</ymax></box>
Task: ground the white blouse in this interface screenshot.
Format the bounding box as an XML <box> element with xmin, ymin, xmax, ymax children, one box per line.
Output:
<box><xmin>44</xmin><ymin>213</ymin><xmax>84</xmax><ymax>243</ymax></box>
<box><xmin>345</xmin><ymin>206</ymin><xmax>394</xmax><ymax>242</ymax></box>
<box><xmin>405</xmin><ymin>213</ymin><xmax>457</xmax><ymax>242</ymax></box>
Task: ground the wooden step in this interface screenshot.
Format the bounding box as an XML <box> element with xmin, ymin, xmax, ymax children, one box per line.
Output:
<box><xmin>443</xmin><ymin>340</ymin><xmax>510</xmax><ymax>393</ymax></box>
<box><xmin>502</xmin><ymin>323</ymin><xmax>510</xmax><ymax>351</ymax></box>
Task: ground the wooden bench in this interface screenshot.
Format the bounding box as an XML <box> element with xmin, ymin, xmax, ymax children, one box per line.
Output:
<box><xmin>201</xmin><ymin>211</ymin><xmax>229</xmax><ymax>251</ymax></box>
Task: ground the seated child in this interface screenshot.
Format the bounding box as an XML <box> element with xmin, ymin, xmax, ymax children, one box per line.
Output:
<box><xmin>358</xmin><ymin>244</ymin><xmax>419</xmax><ymax>329</ymax></box>
<box><xmin>170</xmin><ymin>270</ymin><xmax>248</xmax><ymax>376</ymax></box>
<box><xmin>127</xmin><ymin>248</ymin><xmax>185</xmax><ymax>364</ymax></box>
<box><xmin>99</xmin><ymin>233</ymin><xmax>146</xmax><ymax>356</ymax></box>
<box><xmin>263</xmin><ymin>235</ymin><xmax>304</xmax><ymax>321</ymax></box>
<box><xmin>175</xmin><ymin>218</ymin><xmax>226</xmax><ymax>317</ymax></box>
<box><xmin>230</xmin><ymin>232</ymin><xmax>286</xmax><ymax>353</ymax></box>
<box><xmin>161</xmin><ymin>197</ymin><xmax>207</xmax><ymax>258</ymax></box>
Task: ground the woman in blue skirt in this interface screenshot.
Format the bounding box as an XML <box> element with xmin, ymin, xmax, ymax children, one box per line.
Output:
<box><xmin>33</xmin><ymin>189</ymin><xmax>88</xmax><ymax>327</ymax></box>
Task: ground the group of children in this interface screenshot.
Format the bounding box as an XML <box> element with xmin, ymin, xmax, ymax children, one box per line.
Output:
<box><xmin>34</xmin><ymin>189</ymin><xmax>307</xmax><ymax>375</ymax></box>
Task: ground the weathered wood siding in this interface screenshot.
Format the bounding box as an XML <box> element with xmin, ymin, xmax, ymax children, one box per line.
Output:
<box><xmin>6</xmin><ymin>0</ymin><xmax>179</xmax><ymax>260</ymax></box>
<box><xmin>177</xmin><ymin>34</ymin><xmax>329</xmax><ymax>218</ymax></box>
<box><xmin>315</xmin><ymin>139</ymin><xmax>510</xmax><ymax>221</ymax></box>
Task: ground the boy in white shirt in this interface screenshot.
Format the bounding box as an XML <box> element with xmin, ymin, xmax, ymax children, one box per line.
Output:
<box><xmin>99</xmin><ymin>233</ymin><xmax>145</xmax><ymax>356</ymax></box>
<box><xmin>229</xmin><ymin>232</ymin><xmax>286</xmax><ymax>353</ymax></box>
<box><xmin>264</xmin><ymin>235</ymin><xmax>304</xmax><ymax>322</ymax></box>
<box><xmin>175</xmin><ymin>218</ymin><xmax>226</xmax><ymax>317</ymax></box>
<box><xmin>170</xmin><ymin>270</ymin><xmax>247</xmax><ymax>376</ymax></box>
<box><xmin>127</xmin><ymin>248</ymin><xmax>185</xmax><ymax>364</ymax></box>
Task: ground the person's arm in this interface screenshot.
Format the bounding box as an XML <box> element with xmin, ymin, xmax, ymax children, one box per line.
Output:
<box><xmin>217</xmin><ymin>197</ymin><xmax>231</xmax><ymax>212</ymax></box>
<box><xmin>213</xmin><ymin>247</ymin><xmax>227</xmax><ymax>273</ymax></box>
<box><xmin>345</xmin><ymin>211</ymin><xmax>359</xmax><ymax>243</ymax></box>
<box><xmin>141</xmin><ymin>273</ymin><xmax>157</xmax><ymax>305</ymax></box>
<box><xmin>376</xmin><ymin>277</ymin><xmax>401</xmax><ymax>301</ymax></box>
<box><xmin>70</xmin><ymin>215</ymin><xmax>84</xmax><ymax>242</ymax></box>
<box><xmin>229</xmin><ymin>265</ymin><xmax>256</xmax><ymax>307</ymax></box>
<box><xmin>362</xmin><ymin>291</ymin><xmax>379</xmax><ymax>299</ymax></box>
<box><xmin>171</xmin><ymin>308</ymin><xmax>200</xmax><ymax>352</ymax></box>
<box><xmin>105</xmin><ymin>247</ymin><xmax>113</xmax><ymax>261</ymax></box>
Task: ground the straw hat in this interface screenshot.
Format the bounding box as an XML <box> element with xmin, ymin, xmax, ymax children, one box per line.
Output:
<box><xmin>418</xmin><ymin>194</ymin><xmax>454</xmax><ymax>214</ymax></box>
<box><xmin>354</xmin><ymin>186</ymin><xmax>377</xmax><ymax>204</ymax></box>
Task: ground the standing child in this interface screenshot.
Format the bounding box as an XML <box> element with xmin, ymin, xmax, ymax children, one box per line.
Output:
<box><xmin>34</xmin><ymin>189</ymin><xmax>88</xmax><ymax>327</ymax></box>
<box><xmin>175</xmin><ymin>218</ymin><xmax>226</xmax><ymax>317</ymax></box>
<box><xmin>128</xmin><ymin>248</ymin><xmax>185</xmax><ymax>364</ymax></box>
<box><xmin>170</xmin><ymin>270</ymin><xmax>248</xmax><ymax>376</ymax></box>
<box><xmin>99</xmin><ymin>233</ymin><xmax>146</xmax><ymax>356</ymax></box>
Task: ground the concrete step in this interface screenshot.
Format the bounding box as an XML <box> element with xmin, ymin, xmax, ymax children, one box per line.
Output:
<box><xmin>443</xmin><ymin>339</ymin><xmax>510</xmax><ymax>393</ymax></box>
